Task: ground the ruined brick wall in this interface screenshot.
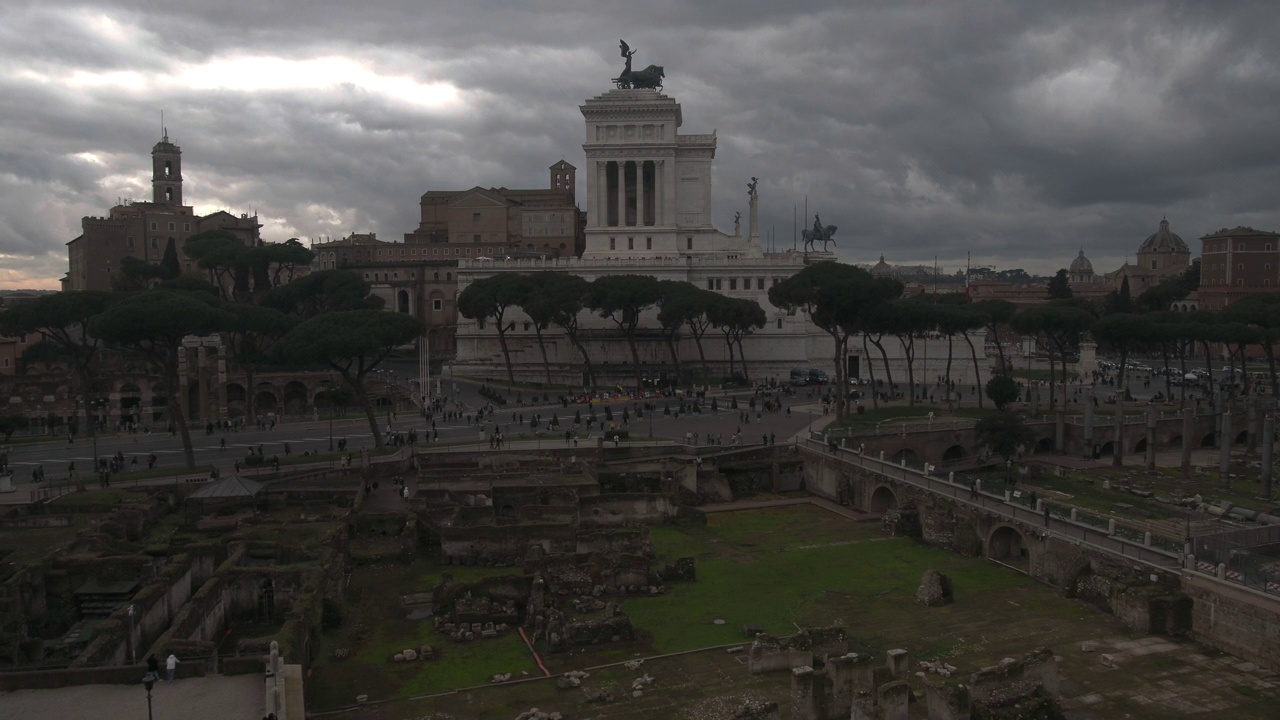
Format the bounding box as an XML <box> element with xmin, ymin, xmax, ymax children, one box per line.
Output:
<box><xmin>578</xmin><ymin>493</ymin><xmax>676</xmax><ymax>526</ymax></box>
<box><xmin>1182</xmin><ymin>571</ymin><xmax>1280</xmax><ymax>669</ymax></box>
<box><xmin>439</xmin><ymin>524</ymin><xmax>577</xmax><ymax>564</ymax></box>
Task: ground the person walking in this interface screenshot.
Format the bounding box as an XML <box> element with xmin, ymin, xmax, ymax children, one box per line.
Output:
<box><xmin>165</xmin><ymin>653</ymin><xmax>179</xmax><ymax>683</ymax></box>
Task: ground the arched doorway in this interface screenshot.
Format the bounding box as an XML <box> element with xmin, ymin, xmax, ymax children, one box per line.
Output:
<box><xmin>225</xmin><ymin>383</ymin><xmax>246</xmax><ymax>419</ymax></box>
<box><xmin>1034</xmin><ymin>437</ymin><xmax>1054</xmax><ymax>454</ymax></box>
<box><xmin>1099</xmin><ymin>440</ymin><xmax>1116</xmax><ymax>456</ymax></box>
<box><xmin>1234</xmin><ymin>430</ymin><xmax>1248</xmax><ymax>446</ymax></box>
<box><xmin>119</xmin><ymin>383</ymin><xmax>142</xmax><ymax>427</ymax></box>
<box><xmin>988</xmin><ymin>525</ymin><xmax>1030</xmax><ymax>568</ymax></box>
<box><xmin>1200</xmin><ymin>432</ymin><xmax>1216</xmax><ymax>448</ymax></box>
<box><xmin>255</xmin><ymin>390</ymin><xmax>279</xmax><ymax>415</ymax></box>
<box><xmin>283</xmin><ymin>381</ymin><xmax>308</xmax><ymax>415</ymax></box>
<box><xmin>1171</xmin><ymin>435</ymin><xmax>1182</xmax><ymax>448</ymax></box>
<box><xmin>942</xmin><ymin>445</ymin><xmax>967</xmax><ymax>462</ymax></box>
<box><xmin>869</xmin><ymin>486</ymin><xmax>898</xmax><ymax>514</ymax></box>
<box><xmin>1134</xmin><ymin>438</ymin><xmax>1147</xmax><ymax>453</ymax></box>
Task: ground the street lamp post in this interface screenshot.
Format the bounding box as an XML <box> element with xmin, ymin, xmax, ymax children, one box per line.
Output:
<box><xmin>141</xmin><ymin>671</ymin><xmax>156</xmax><ymax>720</ymax></box>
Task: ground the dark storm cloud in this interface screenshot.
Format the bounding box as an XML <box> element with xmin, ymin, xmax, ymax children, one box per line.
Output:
<box><xmin>2</xmin><ymin>1</ymin><xmax>1279</xmax><ymax>287</ymax></box>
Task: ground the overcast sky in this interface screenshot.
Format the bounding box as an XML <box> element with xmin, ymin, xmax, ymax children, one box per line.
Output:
<box><xmin>3</xmin><ymin>1</ymin><xmax>1278</xmax><ymax>289</ymax></box>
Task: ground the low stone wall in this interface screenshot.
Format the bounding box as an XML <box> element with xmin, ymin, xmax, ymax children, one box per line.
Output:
<box><xmin>0</xmin><ymin>660</ymin><xmax>205</xmax><ymax>691</ymax></box>
<box><xmin>749</xmin><ymin>625</ymin><xmax>847</xmax><ymax>675</ymax></box>
<box><xmin>578</xmin><ymin>493</ymin><xmax>676</xmax><ymax>526</ymax></box>
<box><xmin>1182</xmin><ymin>570</ymin><xmax>1280</xmax><ymax>670</ymax></box>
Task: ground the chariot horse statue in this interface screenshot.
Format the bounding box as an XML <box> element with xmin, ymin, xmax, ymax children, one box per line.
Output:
<box><xmin>613</xmin><ymin>39</ymin><xmax>665</xmax><ymax>90</ymax></box>
<box><xmin>801</xmin><ymin>214</ymin><xmax>838</xmax><ymax>252</ymax></box>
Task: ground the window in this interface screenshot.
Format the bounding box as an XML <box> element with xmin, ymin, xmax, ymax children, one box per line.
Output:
<box><xmin>127</xmin><ymin>235</ymin><xmax>135</xmax><ymax>248</ymax></box>
<box><xmin>164</xmin><ymin>161</ymin><xmax>172</xmax><ymax>177</ymax></box>
<box><xmin>473</xmin><ymin>213</ymin><xmax>481</xmax><ymax>222</ymax></box>
<box><xmin>729</xmin><ymin>278</ymin><xmax>737</xmax><ymax>290</ymax></box>
<box><xmin>714</xmin><ymin>278</ymin><xmax>722</xmax><ymax>290</ymax></box>
<box><xmin>523</xmin><ymin>322</ymin><xmax>531</xmax><ymax>331</ymax></box>
<box><xmin>628</xmin><ymin>237</ymin><xmax>634</xmax><ymax>250</ymax></box>
<box><xmin>646</xmin><ymin>237</ymin><xmax>652</xmax><ymax>250</ymax></box>
<box><xmin>777</xmin><ymin>319</ymin><xmax>783</xmax><ymax>329</ymax></box>
<box><xmin>1151</xmin><ymin>261</ymin><xmax>1157</xmax><ymax>270</ymax></box>
<box><xmin>687</xmin><ymin>237</ymin><xmax>693</xmax><ymax>250</ymax></box>
<box><xmin>168</xmin><ymin>222</ymin><xmax>175</xmax><ymax>231</ymax></box>
<box><xmin>150</xmin><ymin>238</ymin><xmax>157</xmax><ymax>249</ymax></box>
<box><xmin>433</xmin><ymin>248</ymin><xmax>438</xmax><ymax>255</ymax></box>
<box><xmin>411</xmin><ymin>272</ymin><xmax>416</xmax><ymax>280</ymax></box>
<box><xmin>478</xmin><ymin>318</ymin><xmax>486</xmax><ymax>329</ymax></box>
<box><xmin>183</xmin><ymin>223</ymin><xmax>191</xmax><ymax>232</ymax></box>
<box><xmin>610</xmin><ymin>237</ymin><xmax>616</xmax><ymax>250</ymax></box>
<box><xmin>757</xmin><ymin>277</ymin><xmax>765</xmax><ymax>289</ymax></box>
<box><xmin>1266</xmin><ymin>244</ymin><xmax>1272</xmax><ymax>251</ymax></box>
<box><xmin>150</xmin><ymin>222</ymin><xmax>157</xmax><ymax>231</ymax></box>
<box><xmin>473</xmin><ymin>234</ymin><xmax>482</xmax><ymax>243</ymax></box>
<box><xmin>433</xmin><ymin>299</ymin><xmax>443</xmax><ymax>311</ymax></box>
<box><xmin>400</xmin><ymin>249</ymin><xmax>405</xmax><ymax>256</ymax></box>
<box><xmin>364</xmin><ymin>273</ymin><xmax>370</xmax><ymax>279</ymax></box>
<box><xmin>434</xmin><ymin>272</ymin><xmax>440</xmax><ymax>281</ymax></box>
<box><xmin>1239</xmin><ymin>263</ymin><xmax>1245</xmax><ymax>270</ymax></box>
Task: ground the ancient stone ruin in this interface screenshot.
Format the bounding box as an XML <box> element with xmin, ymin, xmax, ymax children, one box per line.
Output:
<box><xmin>915</xmin><ymin>568</ymin><xmax>954</xmax><ymax>607</ymax></box>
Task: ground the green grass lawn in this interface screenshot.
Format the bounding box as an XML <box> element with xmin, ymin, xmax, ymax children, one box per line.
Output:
<box><xmin>626</xmin><ymin>506</ymin><xmax>1032</xmax><ymax>657</ymax></box>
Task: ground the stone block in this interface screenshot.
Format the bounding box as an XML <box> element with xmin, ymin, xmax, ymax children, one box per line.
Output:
<box><xmin>886</xmin><ymin>648</ymin><xmax>909</xmax><ymax>678</ymax></box>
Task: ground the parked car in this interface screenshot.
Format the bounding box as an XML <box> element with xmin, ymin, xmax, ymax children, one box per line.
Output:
<box><xmin>789</xmin><ymin>368</ymin><xmax>809</xmax><ymax>386</ymax></box>
<box><xmin>808</xmin><ymin>369</ymin><xmax>829</xmax><ymax>385</ymax></box>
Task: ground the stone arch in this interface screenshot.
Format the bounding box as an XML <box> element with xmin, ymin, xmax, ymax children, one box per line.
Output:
<box><xmin>255</xmin><ymin>390</ymin><xmax>279</xmax><ymax>414</ymax></box>
<box><xmin>942</xmin><ymin>445</ymin><xmax>967</xmax><ymax>462</ymax></box>
<box><xmin>225</xmin><ymin>383</ymin><xmax>246</xmax><ymax>418</ymax></box>
<box><xmin>397</xmin><ymin>289</ymin><xmax>410</xmax><ymax>313</ymax></box>
<box><xmin>987</xmin><ymin>524</ymin><xmax>1031</xmax><ymax>568</ymax></box>
<box><xmin>1034</xmin><ymin>437</ymin><xmax>1054</xmax><ymax>454</ymax></box>
<box><xmin>119</xmin><ymin>383</ymin><xmax>143</xmax><ymax>423</ymax></box>
<box><xmin>869</xmin><ymin>485</ymin><xmax>898</xmax><ymax>514</ymax></box>
<box><xmin>1171</xmin><ymin>435</ymin><xmax>1182</xmax><ymax>448</ymax></box>
<box><xmin>1200</xmin><ymin>432</ymin><xmax>1216</xmax><ymax>447</ymax></box>
<box><xmin>283</xmin><ymin>381</ymin><xmax>308</xmax><ymax>414</ymax></box>
<box><xmin>1099</xmin><ymin>440</ymin><xmax>1116</xmax><ymax>456</ymax></box>
<box><xmin>1134</xmin><ymin>438</ymin><xmax>1147</xmax><ymax>453</ymax></box>
<box><xmin>1234</xmin><ymin>430</ymin><xmax>1248</xmax><ymax>445</ymax></box>
<box><xmin>890</xmin><ymin>448</ymin><xmax>921</xmax><ymax>467</ymax></box>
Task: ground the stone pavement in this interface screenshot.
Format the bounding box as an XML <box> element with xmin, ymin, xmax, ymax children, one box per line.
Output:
<box><xmin>0</xmin><ymin>673</ymin><xmax>263</xmax><ymax>720</ymax></box>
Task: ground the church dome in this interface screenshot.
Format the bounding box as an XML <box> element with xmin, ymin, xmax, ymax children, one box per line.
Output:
<box><xmin>871</xmin><ymin>255</ymin><xmax>893</xmax><ymax>277</ymax></box>
<box><xmin>1069</xmin><ymin>249</ymin><xmax>1093</xmax><ymax>275</ymax></box>
<box><xmin>1139</xmin><ymin>217</ymin><xmax>1189</xmax><ymax>254</ymax></box>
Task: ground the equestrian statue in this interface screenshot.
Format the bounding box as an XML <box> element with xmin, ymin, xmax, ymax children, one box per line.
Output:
<box><xmin>801</xmin><ymin>214</ymin><xmax>838</xmax><ymax>253</ymax></box>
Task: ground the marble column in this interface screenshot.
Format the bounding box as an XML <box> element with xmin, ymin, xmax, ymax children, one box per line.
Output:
<box><xmin>197</xmin><ymin>347</ymin><xmax>209</xmax><ymax>422</ymax></box>
<box><xmin>637</xmin><ymin>161</ymin><xmax>647</xmax><ymax>227</ymax></box>
<box><xmin>616</xmin><ymin>161</ymin><xmax>626</xmax><ymax>228</ymax></box>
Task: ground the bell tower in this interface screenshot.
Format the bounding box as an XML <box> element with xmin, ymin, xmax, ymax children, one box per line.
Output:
<box><xmin>152</xmin><ymin>130</ymin><xmax>183</xmax><ymax>206</ymax></box>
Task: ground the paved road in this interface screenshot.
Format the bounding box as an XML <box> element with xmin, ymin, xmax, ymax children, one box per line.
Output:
<box><xmin>1</xmin><ymin>379</ymin><xmax>820</xmax><ymax>487</ymax></box>
<box><xmin>0</xmin><ymin>673</ymin><xmax>262</xmax><ymax>720</ymax></box>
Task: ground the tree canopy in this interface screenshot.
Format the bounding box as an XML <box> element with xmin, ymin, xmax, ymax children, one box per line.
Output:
<box><xmin>281</xmin><ymin>309</ymin><xmax>422</xmax><ymax>446</ymax></box>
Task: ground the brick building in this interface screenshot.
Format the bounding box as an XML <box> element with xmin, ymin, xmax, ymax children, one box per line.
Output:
<box><xmin>309</xmin><ymin>163</ymin><xmax>585</xmax><ymax>361</ymax></box>
<box><xmin>1197</xmin><ymin>226</ymin><xmax>1280</xmax><ymax>310</ymax></box>
<box><xmin>63</xmin><ymin>132</ymin><xmax>263</xmax><ymax>291</ymax></box>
